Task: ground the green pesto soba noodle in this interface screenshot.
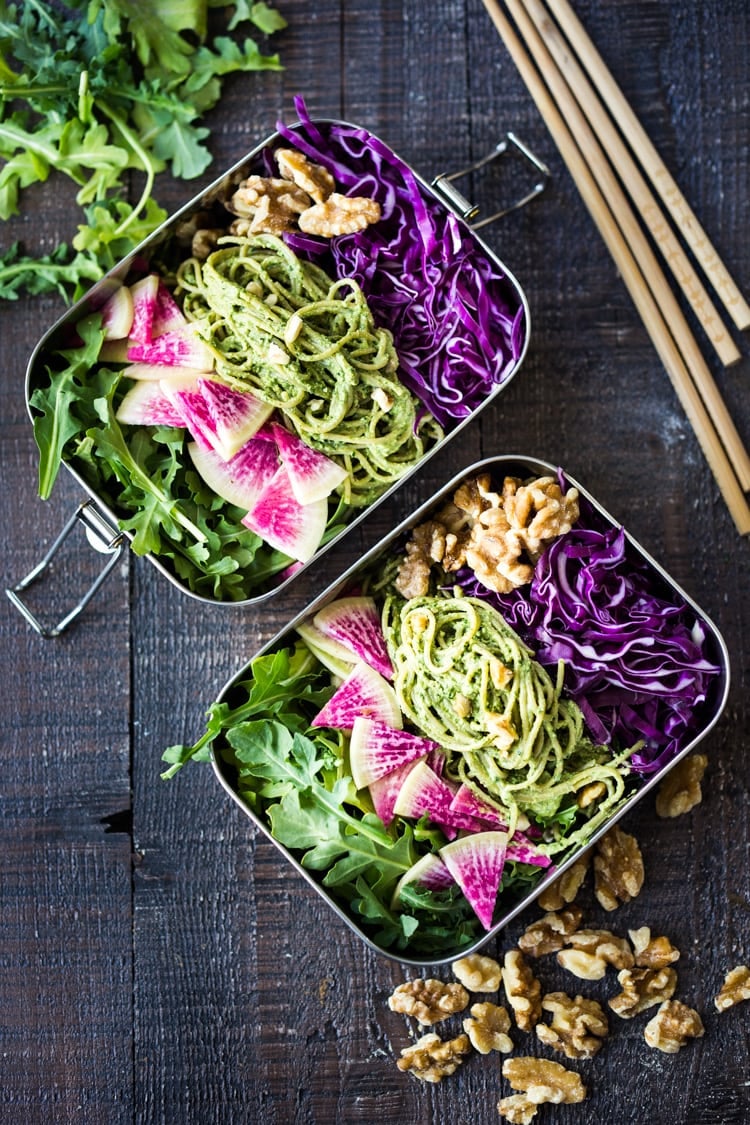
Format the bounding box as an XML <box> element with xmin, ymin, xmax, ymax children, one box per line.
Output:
<box><xmin>383</xmin><ymin>593</ymin><xmax>635</xmax><ymax>850</ymax></box>
<box><xmin>176</xmin><ymin>234</ymin><xmax>442</xmax><ymax>506</ymax></box>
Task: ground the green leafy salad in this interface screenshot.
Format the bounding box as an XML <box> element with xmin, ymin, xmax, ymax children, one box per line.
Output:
<box><xmin>0</xmin><ymin>0</ymin><xmax>287</xmax><ymax>300</ymax></box>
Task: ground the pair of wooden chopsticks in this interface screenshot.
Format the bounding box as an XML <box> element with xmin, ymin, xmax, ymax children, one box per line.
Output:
<box><xmin>481</xmin><ymin>0</ymin><xmax>750</xmax><ymax>535</ymax></box>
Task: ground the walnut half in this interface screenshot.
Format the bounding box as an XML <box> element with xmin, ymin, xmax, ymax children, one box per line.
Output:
<box><xmin>298</xmin><ymin>192</ymin><xmax>382</xmax><ymax>237</ymax></box>
<box><xmin>593</xmin><ymin>825</ymin><xmax>644</xmax><ymax>911</ymax></box>
<box><xmin>503</xmin><ymin>950</ymin><xmax>543</xmax><ymax>1032</ymax></box>
<box><xmin>714</xmin><ymin>965</ymin><xmax>750</xmax><ymax>1011</ymax></box>
<box><xmin>387</xmin><ymin>978</ymin><xmax>468</xmax><ymax>1025</ymax></box>
<box><xmin>655</xmin><ymin>753</ymin><xmax>708</xmax><ymax>818</ymax></box>
<box><xmin>501</xmin><ymin>1056</ymin><xmax>587</xmax><ymax>1111</ymax></box>
<box><xmin>644</xmin><ymin>1000</ymin><xmax>705</xmax><ymax>1053</ymax></box>
<box><xmin>535</xmin><ymin>991</ymin><xmax>609</xmax><ymax>1059</ymax></box>
<box><xmin>452</xmin><ymin>952</ymin><xmax>502</xmax><ymax>992</ymax></box>
<box><xmin>463</xmin><ymin>1001</ymin><xmax>513</xmax><ymax>1054</ymax></box>
<box><xmin>609</xmin><ymin>967</ymin><xmax>677</xmax><ymax>1018</ymax></box>
<box><xmin>396</xmin><ymin>1032</ymin><xmax>471</xmax><ymax>1082</ymax></box>
<box><xmin>518</xmin><ymin>906</ymin><xmax>583</xmax><ymax>958</ymax></box>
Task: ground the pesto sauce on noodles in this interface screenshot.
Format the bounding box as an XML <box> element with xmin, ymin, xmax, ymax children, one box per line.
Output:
<box><xmin>176</xmin><ymin>234</ymin><xmax>442</xmax><ymax>506</ymax></box>
<box><xmin>383</xmin><ymin>592</ymin><xmax>635</xmax><ymax>852</ymax></box>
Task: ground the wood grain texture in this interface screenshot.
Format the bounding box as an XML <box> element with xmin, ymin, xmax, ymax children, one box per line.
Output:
<box><xmin>1</xmin><ymin>2</ymin><xmax>749</xmax><ymax>1123</ymax></box>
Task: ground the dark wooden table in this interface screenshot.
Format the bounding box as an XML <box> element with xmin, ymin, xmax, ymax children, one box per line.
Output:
<box><xmin>2</xmin><ymin>2</ymin><xmax>749</xmax><ymax>1122</ymax></box>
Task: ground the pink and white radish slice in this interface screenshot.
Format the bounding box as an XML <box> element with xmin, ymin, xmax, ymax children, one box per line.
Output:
<box><xmin>311</xmin><ymin>661</ymin><xmax>403</xmax><ymax>732</ymax></box>
<box><xmin>439</xmin><ymin>831</ymin><xmax>509</xmax><ymax>931</ymax></box>
<box><xmin>241</xmin><ymin>465</ymin><xmax>328</xmax><ymax>563</ymax></box>
<box><xmin>313</xmin><ymin>595</ymin><xmax>393</xmax><ymax>679</ymax></box>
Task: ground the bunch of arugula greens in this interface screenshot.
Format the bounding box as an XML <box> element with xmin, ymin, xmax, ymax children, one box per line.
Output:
<box><xmin>0</xmin><ymin>0</ymin><xmax>287</xmax><ymax>301</ymax></box>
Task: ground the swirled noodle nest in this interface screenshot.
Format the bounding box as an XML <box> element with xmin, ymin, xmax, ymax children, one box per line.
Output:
<box><xmin>176</xmin><ymin>234</ymin><xmax>443</xmax><ymax>506</ymax></box>
<box><xmin>383</xmin><ymin>593</ymin><xmax>635</xmax><ymax>849</ymax></box>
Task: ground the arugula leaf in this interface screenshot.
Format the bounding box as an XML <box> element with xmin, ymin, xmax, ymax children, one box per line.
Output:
<box><xmin>29</xmin><ymin>314</ymin><xmax>107</xmax><ymax>497</ymax></box>
<box><xmin>0</xmin><ymin>241</ymin><xmax>102</xmax><ymax>301</ymax></box>
<box><xmin>0</xmin><ymin>0</ymin><xmax>287</xmax><ymax>298</ymax></box>
<box><xmin>229</xmin><ymin>2</ymin><xmax>288</xmax><ymax>34</ymax></box>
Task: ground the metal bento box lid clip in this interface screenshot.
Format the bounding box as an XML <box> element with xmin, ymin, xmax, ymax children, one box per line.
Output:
<box><xmin>170</xmin><ymin>455</ymin><xmax>729</xmax><ymax>967</ymax></box>
<box><xmin>8</xmin><ymin>99</ymin><xmax>549</xmax><ymax>637</ymax></box>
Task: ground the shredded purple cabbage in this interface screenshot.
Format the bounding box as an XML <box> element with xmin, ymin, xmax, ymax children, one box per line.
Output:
<box><xmin>275</xmin><ymin>97</ymin><xmax>527</xmax><ymax>428</ymax></box>
<box><xmin>459</xmin><ymin>490</ymin><xmax>722</xmax><ymax>774</ymax></box>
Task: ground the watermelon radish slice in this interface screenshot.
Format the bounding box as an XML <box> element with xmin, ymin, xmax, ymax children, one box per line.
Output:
<box><xmin>126</xmin><ymin>324</ymin><xmax>215</xmax><ymax>370</ymax></box>
<box><xmin>241</xmin><ymin>465</ymin><xmax>327</xmax><ymax>562</ymax></box>
<box><xmin>313</xmin><ymin>596</ymin><xmax>393</xmax><ymax>679</ymax></box>
<box><xmin>390</xmin><ymin>852</ymin><xmax>455</xmax><ymax>908</ymax></box>
<box><xmin>392</xmin><ymin>760</ymin><xmax>461</xmax><ymax>836</ymax></box>
<box><xmin>188</xmin><ymin>438</ymin><xmax>279</xmax><ymax>510</ymax></box>
<box><xmin>121</xmin><ymin>362</ymin><xmax>212</xmax><ymax>381</ymax></box>
<box><xmin>440</xmin><ymin>831</ymin><xmax>509</xmax><ymax>931</ymax></box>
<box><xmin>449</xmin><ymin>784</ymin><xmax>509</xmax><ymax>830</ymax></box>
<box><xmin>100</xmin><ymin>286</ymin><xmax>134</xmax><ymax>340</ymax></box>
<box><xmin>270</xmin><ymin>421</ymin><xmax>348</xmax><ymax>504</ymax></box>
<box><xmin>505</xmin><ymin>840</ymin><xmax>553</xmax><ymax>868</ymax></box>
<box><xmin>349</xmin><ymin>717</ymin><xmax>437</xmax><ymax>790</ymax></box>
<box><xmin>151</xmin><ymin>280</ymin><xmax>187</xmax><ymax>337</ymax></box>
<box><xmin>368</xmin><ymin>759</ymin><xmax>420</xmax><ymax>828</ymax></box>
<box><xmin>163</xmin><ymin>377</ymin><xmax>274</xmax><ymax>459</ymax></box>
<box><xmin>311</xmin><ymin>661</ymin><xmax>403</xmax><ymax>731</ymax></box>
<box><xmin>296</xmin><ymin>621</ymin><xmax>357</xmax><ymax>680</ymax></box>
<box><xmin>115</xmin><ymin>381</ymin><xmax>187</xmax><ymax>427</ymax></box>
<box><xmin>128</xmin><ymin>275</ymin><xmax>161</xmax><ymax>344</ymax></box>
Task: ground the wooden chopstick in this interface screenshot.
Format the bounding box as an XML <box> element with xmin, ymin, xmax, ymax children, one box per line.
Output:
<box><xmin>518</xmin><ymin>0</ymin><xmax>740</xmax><ymax>368</ymax></box>
<box><xmin>510</xmin><ymin>0</ymin><xmax>750</xmax><ymax>494</ymax></box>
<box><xmin>479</xmin><ymin>0</ymin><xmax>750</xmax><ymax>535</ymax></box>
<box><xmin>548</xmin><ymin>0</ymin><xmax>750</xmax><ymax>333</ymax></box>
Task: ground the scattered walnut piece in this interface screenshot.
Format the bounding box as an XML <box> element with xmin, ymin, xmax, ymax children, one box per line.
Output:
<box><xmin>556</xmin><ymin>949</ymin><xmax>607</xmax><ymax>982</ymax></box>
<box><xmin>629</xmin><ymin>927</ymin><xmax>680</xmax><ymax>969</ymax></box>
<box><xmin>643</xmin><ymin>1000</ymin><xmax>705</xmax><ymax>1053</ymax></box>
<box><xmin>564</xmin><ymin>929</ymin><xmax>634</xmax><ymax>970</ymax></box>
<box><xmin>503</xmin><ymin>950</ymin><xmax>543</xmax><ymax>1032</ymax></box>
<box><xmin>714</xmin><ymin>965</ymin><xmax>750</xmax><ymax>1011</ymax></box>
<box><xmin>536</xmin><ymin>853</ymin><xmax>590</xmax><ymax>912</ymax></box>
<box><xmin>518</xmin><ymin>906</ymin><xmax>583</xmax><ymax>957</ymax></box>
<box><xmin>609</xmin><ymin>967</ymin><xmax>677</xmax><ymax>1018</ymax></box>
<box><xmin>298</xmin><ymin>192</ymin><xmax>382</xmax><ymax>236</ymax></box>
<box><xmin>593</xmin><ymin>826</ymin><xmax>644</xmax><ymax>911</ymax></box>
<box><xmin>452</xmin><ymin>953</ymin><xmax>502</xmax><ymax>992</ymax></box>
<box><xmin>388</xmin><ymin>978</ymin><xmax>469</xmax><ymax>1025</ymax></box>
<box><xmin>502</xmin><ymin>1056</ymin><xmax>587</xmax><ymax>1105</ymax></box>
<box><xmin>396</xmin><ymin>1032</ymin><xmax>471</xmax><ymax>1082</ymax></box>
<box><xmin>275</xmin><ymin>147</ymin><xmax>335</xmax><ymax>203</ymax></box>
<box><xmin>655</xmin><ymin>753</ymin><xmax>708</xmax><ymax>818</ymax></box>
<box><xmin>191</xmin><ymin>227</ymin><xmax>224</xmax><ymax>259</ymax></box>
<box><xmin>535</xmin><ymin>991</ymin><xmax>609</xmax><ymax>1059</ymax></box>
<box><xmin>463</xmin><ymin>1001</ymin><xmax>514</xmax><ymax>1054</ymax></box>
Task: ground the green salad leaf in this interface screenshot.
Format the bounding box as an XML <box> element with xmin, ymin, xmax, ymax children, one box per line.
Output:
<box><xmin>0</xmin><ymin>0</ymin><xmax>287</xmax><ymax>300</ymax></box>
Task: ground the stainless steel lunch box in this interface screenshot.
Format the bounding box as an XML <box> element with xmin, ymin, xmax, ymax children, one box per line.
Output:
<box><xmin>210</xmin><ymin>454</ymin><xmax>730</xmax><ymax>968</ymax></box>
<box><xmin>9</xmin><ymin>120</ymin><xmax>549</xmax><ymax>637</ymax></box>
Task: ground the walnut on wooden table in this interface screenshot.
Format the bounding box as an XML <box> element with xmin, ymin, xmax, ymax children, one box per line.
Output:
<box><xmin>452</xmin><ymin>952</ymin><xmax>502</xmax><ymax>992</ymax></box>
<box><xmin>387</xmin><ymin>978</ymin><xmax>469</xmax><ymax>1025</ymax></box>
<box><xmin>593</xmin><ymin>825</ymin><xmax>644</xmax><ymax>911</ymax></box>
<box><xmin>535</xmin><ymin>991</ymin><xmax>609</xmax><ymax>1060</ymax></box>
<box><xmin>499</xmin><ymin>1056</ymin><xmax>587</xmax><ymax>1122</ymax></box>
<box><xmin>503</xmin><ymin>950</ymin><xmax>543</xmax><ymax>1032</ymax></box>
<box><xmin>396</xmin><ymin>1032</ymin><xmax>471</xmax><ymax>1082</ymax></box>
<box><xmin>714</xmin><ymin>965</ymin><xmax>750</xmax><ymax>1011</ymax></box>
<box><xmin>655</xmin><ymin>753</ymin><xmax>708</xmax><ymax>818</ymax></box>
<box><xmin>643</xmin><ymin>1000</ymin><xmax>705</xmax><ymax>1053</ymax></box>
<box><xmin>628</xmin><ymin>927</ymin><xmax>680</xmax><ymax>969</ymax></box>
<box><xmin>609</xmin><ymin>967</ymin><xmax>677</xmax><ymax>1018</ymax></box>
<box><xmin>463</xmin><ymin>1001</ymin><xmax>514</xmax><ymax>1054</ymax></box>
<box><xmin>557</xmin><ymin>928</ymin><xmax>634</xmax><ymax>980</ymax></box>
<box><xmin>517</xmin><ymin>906</ymin><xmax>583</xmax><ymax>957</ymax></box>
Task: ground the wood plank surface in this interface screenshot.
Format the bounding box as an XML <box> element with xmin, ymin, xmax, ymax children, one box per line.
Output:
<box><xmin>1</xmin><ymin>2</ymin><xmax>749</xmax><ymax>1123</ymax></box>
